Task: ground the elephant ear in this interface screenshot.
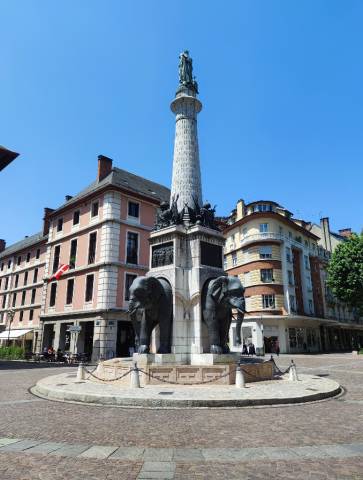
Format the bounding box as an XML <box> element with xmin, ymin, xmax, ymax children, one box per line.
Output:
<box><xmin>210</xmin><ymin>276</ymin><xmax>228</xmax><ymax>304</ymax></box>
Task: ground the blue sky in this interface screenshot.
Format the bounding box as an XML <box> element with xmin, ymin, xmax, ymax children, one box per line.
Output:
<box><xmin>1</xmin><ymin>0</ymin><xmax>362</xmax><ymax>245</ymax></box>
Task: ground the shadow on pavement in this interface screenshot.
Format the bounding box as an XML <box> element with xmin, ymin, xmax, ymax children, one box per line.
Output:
<box><xmin>0</xmin><ymin>360</ymin><xmax>76</xmax><ymax>371</ymax></box>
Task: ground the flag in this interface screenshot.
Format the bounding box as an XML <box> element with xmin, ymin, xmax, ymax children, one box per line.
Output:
<box><xmin>49</xmin><ymin>264</ymin><xmax>70</xmax><ymax>282</ymax></box>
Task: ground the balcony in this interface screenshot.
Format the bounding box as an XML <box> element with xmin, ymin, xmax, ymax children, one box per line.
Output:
<box><xmin>240</xmin><ymin>232</ymin><xmax>285</xmax><ymax>247</ymax></box>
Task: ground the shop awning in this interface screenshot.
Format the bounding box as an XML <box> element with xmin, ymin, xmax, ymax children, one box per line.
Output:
<box><xmin>0</xmin><ymin>329</ymin><xmax>32</xmax><ymax>340</ymax></box>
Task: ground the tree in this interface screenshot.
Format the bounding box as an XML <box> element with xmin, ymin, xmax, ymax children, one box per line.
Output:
<box><xmin>327</xmin><ymin>234</ymin><xmax>363</xmax><ymax>314</ymax></box>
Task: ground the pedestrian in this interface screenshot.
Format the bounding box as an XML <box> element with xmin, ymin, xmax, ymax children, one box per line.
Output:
<box><xmin>242</xmin><ymin>343</ymin><xmax>248</xmax><ymax>355</ymax></box>
<box><xmin>276</xmin><ymin>344</ymin><xmax>280</xmax><ymax>357</ymax></box>
<box><xmin>248</xmin><ymin>343</ymin><xmax>255</xmax><ymax>356</ymax></box>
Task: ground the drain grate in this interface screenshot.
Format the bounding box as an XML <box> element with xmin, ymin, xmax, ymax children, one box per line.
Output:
<box><xmin>306</xmin><ymin>388</ymin><xmax>318</xmax><ymax>392</ymax></box>
<box><xmin>56</xmin><ymin>383</ymin><xmax>67</xmax><ymax>386</ymax></box>
<box><xmin>158</xmin><ymin>391</ymin><xmax>174</xmax><ymax>395</ymax></box>
<box><xmin>75</xmin><ymin>381</ymin><xmax>86</xmax><ymax>384</ymax></box>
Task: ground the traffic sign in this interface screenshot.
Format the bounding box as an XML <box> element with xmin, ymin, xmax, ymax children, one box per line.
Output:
<box><xmin>68</xmin><ymin>325</ymin><xmax>82</xmax><ymax>333</ymax></box>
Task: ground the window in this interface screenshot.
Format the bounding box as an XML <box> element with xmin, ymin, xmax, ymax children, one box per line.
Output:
<box><xmin>33</xmin><ymin>268</ymin><xmax>38</xmax><ymax>283</ymax></box>
<box><xmin>289</xmin><ymin>294</ymin><xmax>296</xmax><ymax>312</ymax></box>
<box><xmin>128</xmin><ymin>201</ymin><xmax>140</xmax><ymax>219</ymax></box>
<box><xmin>223</xmin><ymin>257</ymin><xmax>227</xmax><ymax>269</ymax></box>
<box><xmin>8</xmin><ymin>260</ymin><xmax>11</xmax><ymax>269</ymax></box>
<box><xmin>244</xmin><ymin>271</ymin><xmax>250</xmax><ymax>286</ymax></box>
<box><xmin>21</xmin><ymin>290</ymin><xmax>26</xmax><ymax>306</ymax></box>
<box><xmin>73</xmin><ymin>210</ymin><xmax>80</xmax><ymax>225</ymax></box>
<box><xmin>26</xmin><ymin>252</ymin><xmax>31</xmax><ymax>263</ymax></box>
<box><xmin>36</xmin><ymin>248</ymin><xmax>40</xmax><ymax>260</ymax></box>
<box><xmin>12</xmin><ymin>293</ymin><xmax>16</xmax><ymax>307</ymax></box>
<box><xmin>286</xmin><ymin>247</ymin><xmax>292</xmax><ymax>263</ymax></box>
<box><xmin>69</xmin><ymin>239</ymin><xmax>77</xmax><ymax>269</ymax></box>
<box><xmin>29</xmin><ymin>309</ymin><xmax>34</xmax><ymax>321</ymax></box>
<box><xmin>0</xmin><ymin>279</ymin><xmax>1</xmax><ymax>290</ymax></box>
<box><xmin>15</xmin><ymin>274</ymin><xmax>19</xmax><ymax>288</ymax></box>
<box><xmin>1</xmin><ymin>263</ymin><xmax>4</xmax><ymax>271</ymax></box>
<box><xmin>19</xmin><ymin>311</ymin><xmax>23</xmax><ymax>322</ymax></box>
<box><xmin>31</xmin><ymin>289</ymin><xmax>36</xmax><ymax>304</ymax></box>
<box><xmin>2</xmin><ymin>295</ymin><xmax>6</xmax><ymax>309</ymax></box>
<box><xmin>49</xmin><ymin>283</ymin><xmax>57</xmax><ymax>307</ymax></box>
<box><xmin>66</xmin><ymin>278</ymin><xmax>74</xmax><ymax>305</ymax></box>
<box><xmin>124</xmin><ymin>274</ymin><xmax>137</xmax><ymax>301</ymax></box>
<box><xmin>91</xmin><ymin>201</ymin><xmax>99</xmax><ymax>217</ymax></box>
<box><xmin>232</xmin><ymin>253</ymin><xmax>237</xmax><ymax>266</ymax></box>
<box><xmin>24</xmin><ymin>271</ymin><xmax>28</xmax><ymax>286</ymax></box>
<box><xmin>52</xmin><ymin>245</ymin><xmax>60</xmax><ymax>274</ymax></box>
<box><xmin>259</xmin><ymin>246</ymin><xmax>272</xmax><ymax>259</ymax></box>
<box><xmin>126</xmin><ymin>232</ymin><xmax>138</xmax><ymax>264</ymax></box>
<box><xmin>242</xmin><ymin>227</ymin><xmax>247</xmax><ymax>237</ymax></box>
<box><xmin>279</xmin><ymin>226</ymin><xmax>283</xmax><ymax>236</ymax></box>
<box><xmin>287</xmin><ymin>270</ymin><xmax>294</xmax><ymax>285</ymax></box>
<box><xmin>304</xmin><ymin>255</ymin><xmax>310</xmax><ymax>269</ymax></box>
<box><xmin>85</xmin><ymin>274</ymin><xmax>94</xmax><ymax>302</ymax></box>
<box><xmin>260</xmin><ymin>269</ymin><xmax>273</xmax><ymax>282</ymax></box>
<box><xmin>262</xmin><ymin>294</ymin><xmax>275</xmax><ymax>309</ymax></box>
<box><xmin>4</xmin><ymin>277</ymin><xmax>9</xmax><ymax>290</ymax></box>
<box><xmin>57</xmin><ymin>218</ymin><xmax>63</xmax><ymax>232</ymax></box>
<box><xmin>259</xmin><ymin>223</ymin><xmax>268</xmax><ymax>233</ymax></box>
<box><xmin>17</xmin><ymin>256</ymin><xmax>21</xmax><ymax>266</ymax></box>
<box><xmin>308</xmin><ymin>299</ymin><xmax>313</xmax><ymax>314</ymax></box>
<box><xmin>88</xmin><ymin>233</ymin><xmax>97</xmax><ymax>264</ymax></box>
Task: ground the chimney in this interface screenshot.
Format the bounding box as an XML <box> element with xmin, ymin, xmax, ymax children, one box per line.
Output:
<box><xmin>0</xmin><ymin>239</ymin><xmax>6</xmax><ymax>253</ymax></box>
<box><xmin>65</xmin><ymin>195</ymin><xmax>73</xmax><ymax>202</ymax></box>
<box><xmin>98</xmin><ymin>155</ymin><xmax>113</xmax><ymax>182</ymax></box>
<box><xmin>43</xmin><ymin>207</ymin><xmax>55</xmax><ymax>236</ymax></box>
<box><xmin>236</xmin><ymin>199</ymin><xmax>245</xmax><ymax>221</ymax></box>
<box><xmin>339</xmin><ymin>228</ymin><xmax>352</xmax><ymax>238</ymax></box>
<box><xmin>320</xmin><ymin>217</ymin><xmax>332</xmax><ymax>252</ymax></box>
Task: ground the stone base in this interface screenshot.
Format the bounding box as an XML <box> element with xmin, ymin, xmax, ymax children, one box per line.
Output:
<box><xmin>91</xmin><ymin>357</ymin><xmax>274</xmax><ymax>386</ymax></box>
<box><xmin>190</xmin><ymin>353</ymin><xmax>240</xmax><ymax>365</ymax></box>
<box><xmin>133</xmin><ymin>353</ymin><xmax>178</xmax><ymax>365</ymax></box>
<box><xmin>32</xmin><ymin>372</ymin><xmax>343</xmax><ymax>409</ymax></box>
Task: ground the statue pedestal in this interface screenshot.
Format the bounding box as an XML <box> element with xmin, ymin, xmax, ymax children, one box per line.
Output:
<box><xmin>190</xmin><ymin>353</ymin><xmax>240</xmax><ymax>366</ymax></box>
<box><xmin>148</xmin><ymin>224</ymin><xmax>225</xmax><ymax>363</ymax></box>
<box><xmin>133</xmin><ymin>353</ymin><xmax>179</xmax><ymax>366</ymax></box>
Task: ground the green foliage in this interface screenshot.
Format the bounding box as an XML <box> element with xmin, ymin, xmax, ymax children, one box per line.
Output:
<box><xmin>0</xmin><ymin>345</ymin><xmax>25</xmax><ymax>360</ymax></box>
<box><xmin>327</xmin><ymin>234</ymin><xmax>363</xmax><ymax>313</ymax></box>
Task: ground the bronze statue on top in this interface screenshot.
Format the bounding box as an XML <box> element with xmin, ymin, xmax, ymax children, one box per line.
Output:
<box><xmin>178</xmin><ymin>50</ymin><xmax>198</xmax><ymax>93</ymax></box>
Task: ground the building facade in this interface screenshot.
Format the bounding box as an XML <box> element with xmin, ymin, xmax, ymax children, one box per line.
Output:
<box><xmin>223</xmin><ymin>200</ymin><xmax>363</xmax><ymax>354</ymax></box>
<box><xmin>40</xmin><ymin>156</ymin><xmax>169</xmax><ymax>361</ymax></box>
<box><xmin>0</xmin><ymin>232</ymin><xmax>48</xmax><ymax>350</ymax></box>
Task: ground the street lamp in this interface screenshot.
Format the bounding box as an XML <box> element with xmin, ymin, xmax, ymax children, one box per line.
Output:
<box><xmin>6</xmin><ymin>308</ymin><xmax>15</xmax><ymax>346</ymax></box>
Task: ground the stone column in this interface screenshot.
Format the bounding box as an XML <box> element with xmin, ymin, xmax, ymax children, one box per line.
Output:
<box><xmin>170</xmin><ymin>88</ymin><xmax>203</xmax><ymax>213</ymax></box>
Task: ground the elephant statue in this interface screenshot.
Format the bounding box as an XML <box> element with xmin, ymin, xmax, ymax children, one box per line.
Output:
<box><xmin>202</xmin><ymin>276</ymin><xmax>245</xmax><ymax>354</ymax></box>
<box><xmin>128</xmin><ymin>276</ymin><xmax>172</xmax><ymax>354</ymax></box>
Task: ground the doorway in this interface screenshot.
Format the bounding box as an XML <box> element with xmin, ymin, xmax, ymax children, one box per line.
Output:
<box><xmin>264</xmin><ymin>336</ymin><xmax>279</xmax><ymax>354</ymax></box>
<box><xmin>116</xmin><ymin>321</ymin><xmax>135</xmax><ymax>357</ymax></box>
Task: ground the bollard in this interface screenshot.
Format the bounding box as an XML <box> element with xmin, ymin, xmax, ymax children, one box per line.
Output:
<box><xmin>77</xmin><ymin>362</ymin><xmax>86</xmax><ymax>381</ymax></box>
<box><xmin>235</xmin><ymin>365</ymin><xmax>245</xmax><ymax>388</ymax></box>
<box><xmin>130</xmin><ymin>361</ymin><xmax>141</xmax><ymax>388</ymax></box>
<box><xmin>289</xmin><ymin>359</ymin><xmax>299</xmax><ymax>382</ymax></box>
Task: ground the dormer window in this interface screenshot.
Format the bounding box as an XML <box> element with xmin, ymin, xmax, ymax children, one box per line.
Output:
<box><xmin>57</xmin><ymin>218</ymin><xmax>63</xmax><ymax>232</ymax></box>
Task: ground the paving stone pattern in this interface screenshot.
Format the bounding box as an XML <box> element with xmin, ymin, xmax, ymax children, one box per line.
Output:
<box><xmin>0</xmin><ymin>355</ymin><xmax>362</xmax><ymax>479</ymax></box>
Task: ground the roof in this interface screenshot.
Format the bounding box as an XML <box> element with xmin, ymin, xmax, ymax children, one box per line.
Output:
<box><xmin>51</xmin><ymin>167</ymin><xmax>170</xmax><ymax>215</ymax></box>
<box><xmin>246</xmin><ymin>200</ymin><xmax>282</xmax><ymax>208</ymax></box>
<box><xmin>0</xmin><ymin>231</ymin><xmax>47</xmax><ymax>259</ymax></box>
<box><xmin>0</xmin><ymin>145</ymin><xmax>19</xmax><ymax>171</ymax></box>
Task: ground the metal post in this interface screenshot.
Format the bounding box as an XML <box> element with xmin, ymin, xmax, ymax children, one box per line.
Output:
<box><xmin>130</xmin><ymin>361</ymin><xmax>141</xmax><ymax>388</ymax></box>
<box><xmin>6</xmin><ymin>309</ymin><xmax>15</xmax><ymax>347</ymax></box>
<box><xmin>77</xmin><ymin>362</ymin><xmax>86</xmax><ymax>380</ymax></box>
<box><xmin>235</xmin><ymin>362</ymin><xmax>245</xmax><ymax>388</ymax></box>
<box><xmin>289</xmin><ymin>359</ymin><xmax>299</xmax><ymax>381</ymax></box>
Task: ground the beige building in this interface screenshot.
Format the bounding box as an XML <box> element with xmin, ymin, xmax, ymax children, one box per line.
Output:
<box><xmin>223</xmin><ymin>200</ymin><xmax>363</xmax><ymax>354</ymax></box>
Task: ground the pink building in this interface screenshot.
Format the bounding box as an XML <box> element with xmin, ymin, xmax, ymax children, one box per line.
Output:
<box><xmin>40</xmin><ymin>156</ymin><xmax>169</xmax><ymax>361</ymax></box>
<box><xmin>0</xmin><ymin>231</ymin><xmax>48</xmax><ymax>350</ymax></box>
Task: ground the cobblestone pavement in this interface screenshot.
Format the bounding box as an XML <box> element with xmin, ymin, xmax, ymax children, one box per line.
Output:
<box><xmin>0</xmin><ymin>354</ymin><xmax>362</xmax><ymax>479</ymax></box>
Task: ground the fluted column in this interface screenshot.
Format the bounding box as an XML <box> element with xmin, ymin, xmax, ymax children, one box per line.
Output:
<box><xmin>170</xmin><ymin>88</ymin><xmax>203</xmax><ymax>213</ymax></box>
